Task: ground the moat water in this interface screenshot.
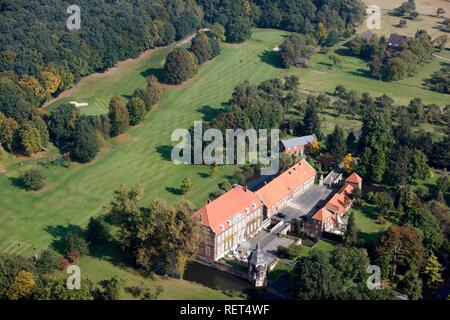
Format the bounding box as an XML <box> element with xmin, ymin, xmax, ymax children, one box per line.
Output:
<box><xmin>184</xmin><ymin>262</ymin><xmax>284</xmax><ymax>300</ymax></box>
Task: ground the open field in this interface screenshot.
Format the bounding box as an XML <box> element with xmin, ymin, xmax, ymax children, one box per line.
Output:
<box><xmin>0</xmin><ymin>25</ymin><xmax>448</xmax><ymax>296</ymax></box>
<box><xmin>361</xmin><ymin>0</ymin><xmax>450</xmax><ymax>47</ymax></box>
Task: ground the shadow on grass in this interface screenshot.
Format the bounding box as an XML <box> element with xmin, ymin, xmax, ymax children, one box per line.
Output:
<box><xmin>140</xmin><ymin>68</ymin><xmax>164</xmax><ymax>83</ymax></box>
<box><xmin>197</xmin><ymin>105</ymin><xmax>227</xmax><ymax>122</ymax></box>
<box><xmin>45</xmin><ymin>224</ymin><xmax>85</xmax><ymax>253</ymax></box>
<box><xmin>155</xmin><ymin>145</ymin><xmax>173</xmax><ymax>162</ymax></box>
<box><xmin>355</xmin><ymin>204</ymin><xmax>389</xmax><ymax>245</ymax></box>
<box><xmin>89</xmin><ymin>241</ymin><xmax>130</xmax><ymax>268</ymax></box>
<box><xmin>348</xmin><ymin>68</ymin><xmax>372</xmax><ymax>79</ymax></box>
<box><xmin>166</xmin><ymin>186</ymin><xmax>183</xmax><ymax>196</ymax></box>
<box><xmin>260</xmin><ymin>50</ymin><xmax>283</xmax><ymax>69</ymax></box>
<box><xmin>198</xmin><ymin>172</ymin><xmax>210</xmax><ymax>179</ymax></box>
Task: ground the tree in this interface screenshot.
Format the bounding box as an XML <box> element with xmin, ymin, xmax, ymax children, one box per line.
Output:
<box><xmin>436</xmin><ymin>8</ymin><xmax>445</xmax><ymax>17</ymax></box>
<box><xmin>34</xmin><ymin>275</ymin><xmax>94</xmax><ymax>300</ymax></box>
<box><xmin>343</xmin><ymin>211</ymin><xmax>359</xmax><ymax>247</ymax></box>
<box><xmin>207</xmin><ymin>23</ymin><xmax>226</xmax><ymax>42</ymax></box>
<box><xmin>328</xmin><ymin>54</ymin><xmax>342</xmax><ymax>69</ymax></box>
<box><xmin>108</xmin><ymin>96</ymin><xmax>129</xmax><ymax>137</ymax></box>
<box><xmin>433</xmin><ymin>35</ymin><xmax>448</xmax><ymax>51</ymax></box>
<box><xmin>18</xmin><ymin>168</ymin><xmax>46</xmax><ymax>191</ymax></box>
<box><xmin>86</xmin><ymin>216</ymin><xmax>110</xmax><ymax>245</ymax></box>
<box><xmin>387</xmin><ymin>57</ymin><xmax>407</xmax><ymax>81</ymax></box>
<box><xmin>402</xmin><ymin>266</ymin><xmax>423</xmax><ymax>300</ymax></box>
<box><xmin>402</xmin><ymin>206</ymin><xmax>444</xmax><ymax>251</ymax></box>
<box><xmin>423</xmin><ymin>253</ymin><xmax>443</xmax><ymax>290</ymax></box>
<box><xmin>209</xmin><ymin>165</ymin><xmax>219</xmax><ymax>178</ymax></box>
<box><xmin>47</xmin><ymin>105</ymin><xmax>80</xmax><ymax>148</ymax></box>
<box><xmin>343</xmin><ymin>154</ymin><xmax>356</xmax><ymax>174</ymax></box>
<box><xmin>132</xmin><ymin>75</ymin><xmax>161</xmax><ymax>111</ymax></box>
<box><xmin>19</xmin><ymin>124</ymin><xmax>42</xmax><ymax>155</ymax></box>
<box><xmin>376</xmin><ymin>226</ymin><xmax>425</xmax><ymax>280</ymax></box>
<box><xmin>373</xmin><ymin>192</ymin><xmax>395</xmax><ymax>215</ymax></box>
<box><xmin>326</xmin><ymin>126</ymin><xmax>347</xmax><ymax>163</ymax></box>
<box><xmin>303</xmin><ymin>104</ymin><xmax>321</xmax><ymax>138</ymax></box>
<box><xmin>310</xmin><ymin>139</ymin><xmax>320</xmax><ymax>154</ymax></box>
<box><xmin>181</xmin><ymin>177</ymin><xmax>193</xmax><ymax>194</ymax></box>
<box><xmin>225</xmin><ymin>15</ymin><xmax>251</xmax><ymax>43</ymax></box>
<box><xmin>408</xmin><ymin>149</ymin><xmax>430</xmax><ymax>181</ymax></box>
<box><xmin>189</xmin><ymin>32</ymin><xmax>211</xmax><ymax>65</ymax></box>
<box><xmin>280</xmin><ymin>33</ymin><xmax>317</xmax><ymax>68</ymax></box>
<box><xmin>5</xmin><ymin>271</ymin><xmax>36</xmax><ymax>300</ymax></box>
<box><xmin>280</xmin><ymin>153</ymin><xmax>294</xmax><ymax>172</ymax></box>
<box><xmin>61</xmin><ymin>232</ymin><xmax>89</xmax><ymax>258</ymax></box>
<box><xmin>36</xmin><ymin>249</ymin><xmax>61</xmax><ymax>274</ymax></box>
<box><xmin>71</xmin><ymin>117</ymin><xmax>100</xmax><ymax>163</ymax></box>
<box><xmin>290</xmin><ymin>250</ymin><xmax>341</xmax><ymax>299</ymax></box>
<box><xmin>0</xmin><ymin>113</ymin><xmax>18</xmax><ymax>152</ymax></box>
<box><xmin>96</xmin><ymin>276</ymin><xmax>124</xmax><ymax>300</ymax></box>
<box><xmin>107</xmin><ymin>185</ymin><xmax>199</xmax><ymax>277</ymax></box>
<box><xmin>127</xmin><ymin>97</ymin><xmax>147</xmax><ymax>126</ymax></box>
<box><xmin>369</xmin><ymin>55</ymin><xmax>382</xmax><ymax>80</ymax></box>
<box><xmin>41</xmin><ymin>71</ymin><xmax>61</xmax><ymax>95</ymax></box>
<box><xmin>163</xmin><ymin>47</ymin><xmax>198</xmax><ymax>84</ymax></box>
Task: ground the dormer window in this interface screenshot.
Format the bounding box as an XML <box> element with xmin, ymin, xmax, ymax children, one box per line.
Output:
<box><xmin>219</xmin><ymin>224</ymin><xmax>224</xmax><ymax>231</ymax></box>
<box><xmin>245</xmin><ymin>208</ymin><xmax>250</xmax><ymax>214</ymax></box>
<box><xmin>252</xmin><ymin>203</ymin><xmax>257</xmax><ymax>209</ymax></box>
<box><xmin>227</xmin><ymin>220</ymin><xmax>231</xmax><ymax>225</ymax></box>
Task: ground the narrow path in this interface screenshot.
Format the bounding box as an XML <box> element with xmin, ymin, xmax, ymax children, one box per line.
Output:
<box><xmin>433</xmin><ymin>53</ymin><xmax>450</xmax><ymax>62</ymax></box>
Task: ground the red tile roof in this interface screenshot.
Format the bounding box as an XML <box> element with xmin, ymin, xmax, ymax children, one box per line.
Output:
<box><xmin>255</xmin><ymin>159</ymin><xmax>316</xmax><ymax>210</ymax></box>
<box><xmin>193</xmin><ymin>185</ymin><xmax>263</xmax><ymax>235</ymax></box>
<box><xmin>312</xmin><ymin>177</ymin><xmax>360</xmax><ymax>222</ymax></box>
<box><xmin>346</xmin><ymin>172</ymin><xmax>362</xmax><ymax>184</ymax></box>
<box><xmin>312</xmin><ymin>208</ymin><xmax>335</xmax><ymax>222</ymax></box>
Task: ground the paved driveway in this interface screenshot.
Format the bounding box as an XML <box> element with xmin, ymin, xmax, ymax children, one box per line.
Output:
<box><xmin>278</xmin><ymin>185</ymin><xmax>335</xmax><ymax>221</ymax></box>
<box><xmin>249</xmin><ymin>230</ymin><xmax>294</xmax><ymax>257</ymax></box>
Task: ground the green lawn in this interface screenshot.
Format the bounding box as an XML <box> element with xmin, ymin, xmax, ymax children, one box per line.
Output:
<box><xmin>352</xmin><ymin>204</ymin><xmax>391</xmax><ymax>245</ymax></box>
<box><xmin>267</xmin><ymin>261</ymin><xmax>293</xmax><ymax>282</ymax></box>
<box><xmin>78</xmin><ymin>256</ymin><xmax>234</xmax><ymax>300</ymax></box>
<box><xmin>0</xmin><ymin>28</ymin><xmax>448</xmax><ymax>298</ymax></box>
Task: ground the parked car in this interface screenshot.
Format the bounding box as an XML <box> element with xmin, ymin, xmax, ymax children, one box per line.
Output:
<box><xmin>275</xmin><ymin>212</ymin><xmax>286</xmax><ymax>219</ymax></box>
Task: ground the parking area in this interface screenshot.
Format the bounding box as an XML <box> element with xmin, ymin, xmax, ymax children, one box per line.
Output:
<box><xmin>248</xmin><ymin>230</ymin><xmax>295</xmax><ymax>258</ymax></box>
<box><xmin>277</xmin><ymin>184</ymin><xmax>335</xmax><ymax>222</ymax></box>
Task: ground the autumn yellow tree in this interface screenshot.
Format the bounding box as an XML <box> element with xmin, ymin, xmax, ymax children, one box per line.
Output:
<box><xmin>317</xmin><ymin>22</ymin><xmax>328</xmax><ymax>43</ymax></box>
<box><xmin>41</xmin><ymin>71</ymin><xmax>61</xmax><ymax>95</ymax></box>
<box><xmin>19</xmin><ymin>75</ymin><xmax>45</xmax><ymax>103</ymax></box>
<box><xmin>310</xmin><ymin>139</ymin><xmax>320</xmax><ymax>154</ymax></box>
<box><xmin>5</xmin><ymin>271</ymin><xmax>36</xmax><ymax>300</ymax></box>
<box><xmin>343</xmin><ymin>153</ymin><xmax>356</xmax><ymax>174</ymax></box>
<box><xmin>424</xmin><ymin>253</ymin><xmax>443</xmax><ymax>289</ymax></box>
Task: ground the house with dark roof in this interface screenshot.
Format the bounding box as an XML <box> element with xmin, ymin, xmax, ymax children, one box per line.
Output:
<box><xmin>294</xmin><ymin>57</ymin><xmax>308</xmax><ymax>68</ymax></box>
<box><xmin>388</xmin><ymin>33</ymin><xmax>407</xmax><ymax>52</ymax></box>
<box><xmin>359</xmin><ymin>30</ymin><xmax>374</xmax><ymax>42</ymax></box>
<box><xmin>304</xmin><ymin>173</ymin><xmax>362</xmax><ymax>238</ymax></box>
<box><xmin>280</xmin><ymin>134</ymin><xmax>317</xmax><ymax>156</ymax></box>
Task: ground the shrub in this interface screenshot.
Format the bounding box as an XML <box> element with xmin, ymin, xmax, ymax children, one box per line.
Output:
<box><xmin>18</xmin><ymin>168</ymin><xmax>46</xmax><ymax>191</ymax></box>
<box><xmin>163</xmin><ymin>47</ymin><xmax>198</xmax><ymax>84</ymax></box>
<box><xmin>277</xmin><ymin>245</ymin><xmax>290</xmax><ymax>259</ymax></box>
<box><xmin>61</xmin><ymin>232</ymin><xmax>89</xmax><ymax>257</ymax></box>
<box><xmin>36</xmin><ymin>249</ymin><xmax>62</xmax><ymax>273</ymax></box>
